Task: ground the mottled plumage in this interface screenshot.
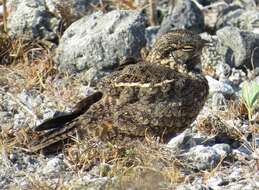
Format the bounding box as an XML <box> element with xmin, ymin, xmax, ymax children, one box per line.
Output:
<box><xmin>27</xmin><ymin>29</ymin><xmax>209</xmax><ymax>153</ymax></box>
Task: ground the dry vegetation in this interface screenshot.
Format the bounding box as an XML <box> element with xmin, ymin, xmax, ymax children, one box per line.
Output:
<box><xmin>0</xmin><ymin>0</ymin><xmax>258</xmax><ymax>189</ymax></box>
<box><xmin>0</xmin><ymin>16</ymin><xmax>186</xmax><ymax>189</ymax></box>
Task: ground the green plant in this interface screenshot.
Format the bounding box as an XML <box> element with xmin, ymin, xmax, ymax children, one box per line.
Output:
<box><xmin>241</xmin><ymin>80</ymin><xmax>259</xmax><ymax>121</ymax></box>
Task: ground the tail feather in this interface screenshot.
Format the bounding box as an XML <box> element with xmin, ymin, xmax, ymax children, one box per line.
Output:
<box><xmin>34</xmin><ymin>91</ymin><xmax>103</xmax><ymax>131</ymax></box>
<box><xmin>28</xmin><ymin>123</ymin><xmax>78</xmax><ymax>153</ymax></box>
<box><xmin>27</xmin><ymin>91</ymin><xmax>103</xmax><ymax>153</ymax></box>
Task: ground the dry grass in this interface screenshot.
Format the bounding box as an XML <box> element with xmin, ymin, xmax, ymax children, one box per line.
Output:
<box><xmin>0</xmin><ymin>129</ymin><xmax>185</xmax><ymax>189</ymax></box>
<box><xmin>196</xmin><ymin>110</ymin><xmax>245</xmax><ymax>142</ymax></box>
<box><xmin>0</xmin><ymin>32</ymin><xmax>84</xmax><ymax>107</ymax></box>
<box><xmin>64</xmin><ymin>137</ymin><xmax>184</xmax><ymax>189</ymax></box>
<box><xmin>0</xmin><ymin>33</ymin><xmax>56</xmax><ymax>89</ymax></box>
<box><xmin>107</xmin><ymin>0</ymin><xmax>140</xmax><ymax>10</ymax></box>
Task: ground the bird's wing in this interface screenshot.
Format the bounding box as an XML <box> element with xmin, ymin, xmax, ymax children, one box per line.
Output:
<box><xmin>97</xmin><ymin>63</ymin><xmax>184</xmax><ymax>98</ymax></box>
<box><xmin>33</xmin><ymin>92</ymin><xmax>103</xmax><ymax>131</ymax></box>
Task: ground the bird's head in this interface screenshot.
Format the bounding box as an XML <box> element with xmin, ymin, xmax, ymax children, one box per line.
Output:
<box><xmin>146</xmin><ymin>29</ymin><xmax>209</xmax><ymax>73</ymax></box>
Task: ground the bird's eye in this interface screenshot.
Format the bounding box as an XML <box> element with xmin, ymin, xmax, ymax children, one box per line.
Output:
<box><xmin>182</xmin><ymin>45</ymin><xmax>194</xmax><ymax>52</ymax></box>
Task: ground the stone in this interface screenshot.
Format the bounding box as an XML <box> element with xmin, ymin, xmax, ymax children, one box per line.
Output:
<box><xmin>176</xmin><ymin>183</ymin><xmax>210</xmax><ymax>190</ymax></box>
<box><xmin>232</xmin><ymin>0</ymin><xmax>257</xmax><ymax>9</ymax></box>
<box><xmin>184</xmin><ymin>145</ymin><xmax>221</xmax><ymax>170</ymax></box>
<box><xmin>212</xmin><ymin>92</ymin><xmax>227</xmax><ymax>110</ymax></box>
<box><xmin>167</xmin><ymin>129</ymin><xmax>215</xmax><ymax>151</ymax></box>
<box><xmin>55</xmin><ymin>10</ymin><xmax>146</xmax><ymax>83</ymax></box>
<box><xmin>207</xmin><ymin>175</ymin><xmax>226</xmax><ymax>188</ymax></box>
<box><xmin>228</xmin><ymin>68</ymin><xmax>247</xmax><ymax>85</ymax></box>
<box><xmin>216</xmin><ymin>5</ymin><xmax>245</xmax><ymax>30</ymax></box>
<box><xmin>200</xmin><ymin>33</ymin><xmax>224</xmax><ymax>72</ymax></box>
<box><xmin>17</xmin><ymin>90</ymin><xmax>43</xmax><ymax>109</ymax></box>
<box><xmin>42</xmin><ymin>157</ymin><xmax>65</xmax><ymax>175</ymax></box>
<box><xmin>201</xmin><ymin>30</ymin><xmax>258</xmax><ymax>78</ymax></box>
<box><xmin>217</xmin><ymin>26</ymin><xmax>259</xmax><ymax>69</ymax></box>
<box><xmin>158</xmin><ymin>0</ymin><xmax>204</xmax><ymax>35</ymax></box>
<box><xmin>216</xmin><ymin>5</ymin><xmax>259</xmax><ymax>33</ymax></box>
<box><xmin>46</xmin><ymin>0</ymin><xmax>99</xmax><ymax>22</ymax></box>
<box><xmin>202</xmin><ymin>1</ymin><xmax>228</xmax><ymax>31</ymax></box>
<box><xmin>236</xmin><ymin>10</ymin><xmax>259</xmax><ymax>33</ymax></box>
<box><xmin>167</xmin><ymin>129</ymin><xmax>192</xmax><ymax>151</ymax></box>
<box><xmin>145</xmin><ymin>25</ymin><xmax>160</xmax><ymax>47</ymax></box>
<box><xmin>70</xmin><ymin>175</ymin><xmax>111</xmax><ymax>190</ymax></box>
<box><xmin>206</xmin><ymin>75</ymin><xmax>235</xmax><ymax>97</ymax></box>
<box><xmin>212</xmin><ymin>143</ymin><xmax>232</xmax><ymax>157</ymax></box>
<box><xmin>7</xmin><ymin>0</ymin><xmax>61</xmax><ymax>41</ymax></box>
<box><xmin>13</xmin><ymin>112</ymin><xmax>26</xmax><ymax>129</ymax></box>
<box><xmin>89</xmin><ymin>163</ymin><xmax>111</xmax><ymax>177</ymax></box>
<box><xmin>216</xmin><ymin>63</ymin><xmax>232</xmax><ymax>80</ymax></box>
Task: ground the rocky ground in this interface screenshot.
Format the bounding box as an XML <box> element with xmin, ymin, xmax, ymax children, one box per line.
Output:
<box><xmin>0</xmin><ymin>0</ymin><xmax>259</xmax><ymax>189</ymax></box>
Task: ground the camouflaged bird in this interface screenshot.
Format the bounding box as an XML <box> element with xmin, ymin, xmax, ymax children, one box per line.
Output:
<box><xmin>26</xmin><ymin>29</ymin><xmax>209</xmax><ymax>153</ymax></box>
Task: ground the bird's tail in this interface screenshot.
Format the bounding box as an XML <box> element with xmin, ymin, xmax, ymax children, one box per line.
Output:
<box><xmin>26</xmin><ymin>91</ymin><xmax>103</xmax><ymax>153</ymax></box>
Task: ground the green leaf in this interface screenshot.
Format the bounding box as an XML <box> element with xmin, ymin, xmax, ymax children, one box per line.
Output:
<box><xmin>241</xmin><ymin>81</ymin><xmax>259</xmax><ymax>118</ymax></box>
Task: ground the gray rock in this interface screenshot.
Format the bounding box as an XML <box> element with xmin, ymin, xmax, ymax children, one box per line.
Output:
<box><xmin>42</xmin><ymin>108</ymin><xmax>59</xmax><ymax>121</ymax></box>
<box><xmin>216</xmin><ymin>5</ymin><xmax>245</xmax><ymax>30</ymax></box>
<box><xmin>184</xmin><ymin>145</ymin><xmax>221</xmax><ymax>170</ymax></box>
<box><xmin>167</xmin><ymin>129</ymin><xmax>192</xmax><ymax>151</ymax></box>
<box><xmin>167</xmin><ymin>130</ymin><xmax>215</xmax><ymax>151</ymax></box>
<box><xmin>200</xmin><ymin>33</ymin><xmax>224</xmax><ymax>71</ymax></box>
<box><xmin>145</xmin><ymin>25</ymin><xmax>160</xmax><ymax>47</ymax></box>
<box><xmin>228</xmin><ymin>68</ymin><xmax>247</xmax><ymax>85</ymax></box>
<box><xmin>216</xmin><ymin>5</ymin><xmax>259</xmax><ymax>33</ymax></box>
<box><xmin>213</xmin><ymin>143</ymin><xmax>232</xmax><ymax>157</ymax></box>
<box><xmin>202</xmin><ymin>1</ymin><xmax>228</xmax><ymax>31</ymax></box>
<box><xmin>55</xmin><ymin>10</ymin><xmax>146</xmax><ymax>83</ymax></box>
<box><xmin>71</xmin><ymin>175</ymin><xmax>111</xmax><ymax>190</ymax></box>
<box><xmin>188</xmin><ymin>133</ymin><xmax>216</xmax><ymax>147</ymax></box>
<box><xmin>8</xmin><ymin>0</ymin><xmax>61</xmax><ymax>41</ymax></box>
<box><xmin>233</xmin><ymin>148</ymin><xmax>252</xmax><ymax>161</ymax></box>
<box><xmin>206</xmin><ymin>75</ymin><xmax>235</xmax><ymax>96</ymax></box>
<box><xmin>216</xmin><ymin>63</ymin><xmax>232</xmax><ymax>80</ymax></box>
<box><xmin>89</xmin><ymin>163</ymin><xmax>111</xmax><ymax>177</ymax></box>
<box><xmin>158</xmin><ymin>0</ymin><xmax>204</xmax><ymax>35</ymax></box>
<box><xmin>212</xmin><ymin>92</ymin><xmax>227</xmax><ymax>110</ymax></box>
<box><xmin>176</xmin><ymin>183</ymin><xmax>210</xmax><ymax>190</ymax></box>
<box><xmin>17</xmin><ymin>90</ymin><xmax>43</xmax><ymax>109</ymax></box>
<box><xmin>42</xmin><ymin>157</ymin><xmax>66</xmax><ymax>175</ymax></box>
<box><xmin>207</xmin><ymin>175</ymin><xmax>225</xmax><ymax>188</ymax></box>
<box><xmin>46</xmin><ymin>0</ymin><xmax>99</xmax><ymax>22</ymax></box>
<box><xmin>232</xmin><ymin>0</ymin><xmax>257</xmax><ymax>9</ymax></box>
<box><xmin>217</xmin><ymin>26</ymin><xmax>259</xmax><ymax>69</ymax></box>
<box><xmin>235</xmin><ymin>10</ymin><xmax>259</xmax><ymax>33</ymax></box>
<box><xmin>13</xmin><ymin>112</ymin><xmax>27</xmax><ymax>129</ymax></box>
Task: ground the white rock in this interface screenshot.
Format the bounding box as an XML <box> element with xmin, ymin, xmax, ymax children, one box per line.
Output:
<box><xmin>206</xmin><ymin>75</ymin><xmax>235</xmax><ymax>96</ymax></box>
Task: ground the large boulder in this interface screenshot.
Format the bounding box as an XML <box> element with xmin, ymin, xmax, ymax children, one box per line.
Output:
<box><xmin>7</xmin><ymin>0</ymin><xmax>61</xmax><ymax>41</ymax></box>
<box><xmin>216</xmin><ymin>5</ymin><xmax>259</xmax><ymax>33</ymax></box>
<box><xmin>201</xmin><ymin>27</ymin><xmax>259</xmax><ymax>75</ymax></box>
<box><xmin>158</xmin><ymin>0</ymin><xmax>204</xmax><ymax>35</ymax></box>
<box><xmin>217</xmin><ymin>26</ymin><xmax>259</xmax><ymax>69</ymax></box>
<box><xmin>55</xmin><ymin>10</ymin><xmax>146</xmax><ymax>83</ymax></box>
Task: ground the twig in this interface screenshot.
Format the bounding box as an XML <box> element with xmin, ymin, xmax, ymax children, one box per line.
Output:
<box><xmin>148</xmin><ymin>0</ymin><xmax>158</xmax><ymax>26</ymax></box>
<box><xmin>191</xmin><ymin>0</ymin><xmax>203</xmax><ymax>10</ymax></box>
<box><xmin>2</xmin><ymin>0</ymin><xmax>8</xmax><ymax>32</ymax></box>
